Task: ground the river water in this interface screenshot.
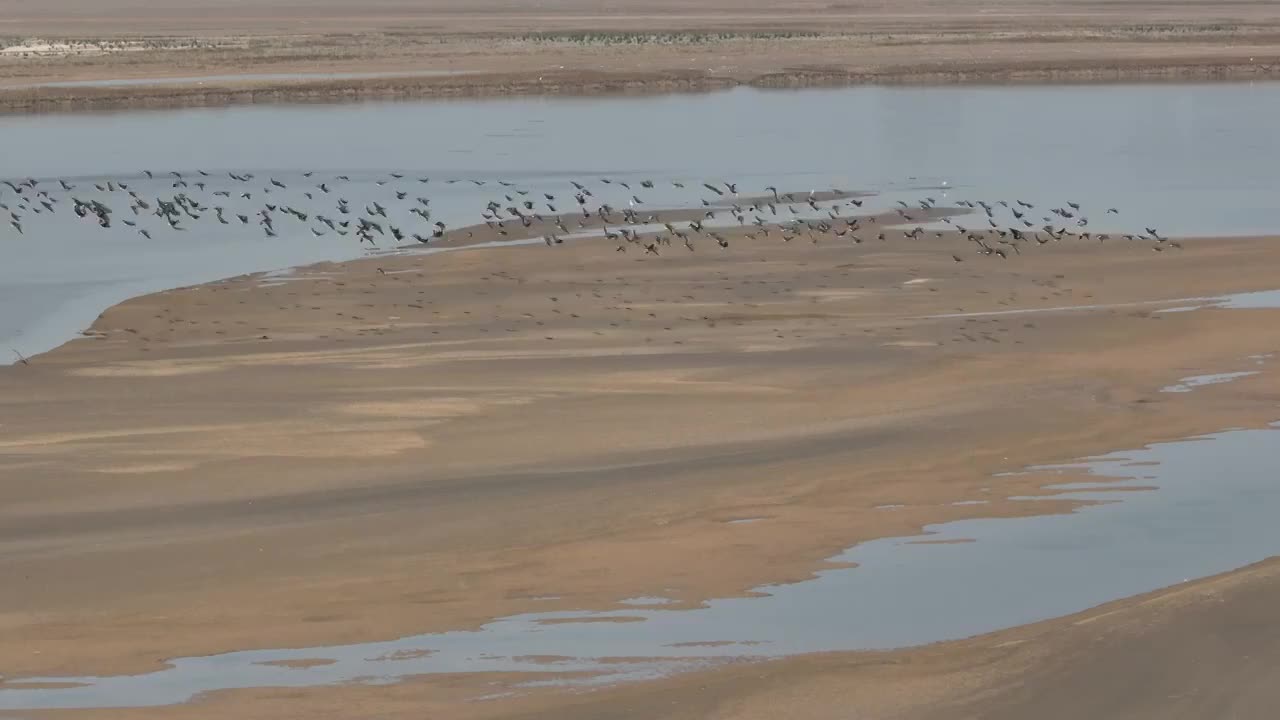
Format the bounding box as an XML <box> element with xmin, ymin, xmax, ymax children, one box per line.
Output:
<box><xmin>1</xmin><ymin>82</ymin><xmax>1280</xmax><ymax>710</ymax></box>
<box><xmin>1</xmin><ymin>82</ymin><xmax>1278</xmax><ymax>360</ymax></box>
<box><xmin>4</xmin><ymin>421</ymin><xmax>1280</xmax><ymax>709</ymax></box>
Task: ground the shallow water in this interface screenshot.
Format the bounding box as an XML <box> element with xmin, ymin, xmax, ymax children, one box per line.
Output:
<box><xmin>1173</xmin><ymin>288</ymin><xmax>1280</xmax><ymax>312</ymax></box>
<box><xmin>928</xmin><ymin>287</ymin><xmax>1280</xmax><ymax>320</ymax></box>
<box><xmin>1161</xmin><ymin>371</ymin><xmax>1259</xmax><ymax>393</ymax></box>
<box><xmin>2</xmin><ymin>82</ymin><xmax>1280</xmax><ymax>361</ymax></box>
<box><xmin>4</xmin><ymin>421</ymin><xmax>1280</xmax><ymax>710</ymax></box>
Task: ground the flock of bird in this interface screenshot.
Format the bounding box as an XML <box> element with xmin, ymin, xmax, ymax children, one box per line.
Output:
<box><xmin>2</xmin><ymin>171</ymin><xmax>451</xmax><ymax>246</ymax></box>
<box><xmin>0</xmin><ymin>170</ymin><xmax>1177</xmax><ymax>258</ymax></box>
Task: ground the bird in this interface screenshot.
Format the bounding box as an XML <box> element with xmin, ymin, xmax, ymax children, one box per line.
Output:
<box><xmin>5</xmin><ymin>169</ymin><xmax>1165</xmax><ymax>287</ymax></box>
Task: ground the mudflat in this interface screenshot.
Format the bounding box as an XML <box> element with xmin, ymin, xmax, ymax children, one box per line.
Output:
<box><xmin>3</xmin><ymin>221</ymin><xmax>1280</xmax><ymax>717</ymax></box>
<box><xmin>1</xmin><ymin>0</ymin><xmax>1279</xmax><ymax>111</ymax></box>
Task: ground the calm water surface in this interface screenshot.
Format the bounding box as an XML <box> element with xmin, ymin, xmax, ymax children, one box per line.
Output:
<box><xmin>3</xmin><ymin>422</ymin><xmax>1280</xmax><ymax>709</ymax></box>
<box><xmin>1</xmin><ymin>82</ymin><xmax>1278</xmax><ymax>360</ymax></box>
<box><xmin>2</xmin><ymin>84</ymin><xmax>1280</xmax><ymax>711</ymax></box>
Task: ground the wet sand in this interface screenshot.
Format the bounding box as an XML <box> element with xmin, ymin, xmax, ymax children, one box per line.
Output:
<box><xmin>2</xmin><ymin>0</ymin><xmax>1279</xmax><ymax>112</ymax></box>
<box><xmin>4</xmin><ymin>223</ymin><xmax>1280</xmax><ymax>717</ymax></box>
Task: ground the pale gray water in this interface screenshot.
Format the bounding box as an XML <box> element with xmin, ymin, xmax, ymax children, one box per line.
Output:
<box><xmin>928</xmin><ymin>287</ymin><xmax>1280</xmax><ymax>320</ymax></box>
<box><xmin>1192</xmin><ymin>288</ymin><xmax>1280</xmax><ymax>310</ymax></box>
<box><xmin>1</xmin><ymin>82</ymin><xmax>1279</xmax><ymax>362</ymax></box>
<box><xmin>1157</xmin><ymin>289</ymin><xmax>1280</xmax><ymax>314</ymax></box>
<box><xmin>3</xmin><ymin>83</ymin><xmax>1280</xmax><ymax>711</ymax></box>
<box><xmin>1160</xmin><ymin>371</ymin><xmax>1260</xmax><ymax>393</ymax></box>
<box><xmin>3</xmin><ymin>422</ymin><xmax>1279</xmax><ymax>710</ymax></box>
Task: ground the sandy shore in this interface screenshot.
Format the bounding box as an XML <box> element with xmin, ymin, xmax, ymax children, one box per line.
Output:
<box><xmin>1</xmin><ymin>0</ymin><xmax>1279</xmax><ymax>112</ymax></box>
<box><xmin>3</xmin><ymin>217</ymin><xmax>1280</xmax><ymax>716</ymax></box>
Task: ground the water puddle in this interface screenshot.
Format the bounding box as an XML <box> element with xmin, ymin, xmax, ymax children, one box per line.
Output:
<box><xmin>4</xmin><ymin>422</ymin><xmax>1280</xmax><ymax>710</ymax></box>
<box><xmin>1161</xmin><ymin>371</ymin><xmax>1259</xmax><ymax>393</ymax></box>
<box><xmin>925</xmin><ymin>296</ymin><xmax>1218</xmax><ymax>320</ymax></box>
<box><xmin>927</xmin><ymin>287</ymin><xmax>1280</xmax><ymax>321</ymax></box>
<box><xmin>617</xmin><ymin>597</ymin><xmax>677</xmax><ymax>607</ymax></box>
<box><xmin>1157</xmin><ymin>289</ymin><xmax>1280</xmax><ymax>313</ymax></box>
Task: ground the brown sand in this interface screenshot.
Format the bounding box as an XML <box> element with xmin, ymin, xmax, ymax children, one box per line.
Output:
<box><xmin>1</xmin><ymin>0</ymin><xmax>1279</xmax><ymax>112</ymax></box>
<box><xmin>3</xmin><ymin>222</ymin><xmax>1280</xmax><ymax>717</ymax></box>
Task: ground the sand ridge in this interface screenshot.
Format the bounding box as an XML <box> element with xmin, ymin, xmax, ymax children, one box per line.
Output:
<box><xmin>3</xmin><ymin>221</ymin><xmax>1280</xmax><ymax>717</ymax></box>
